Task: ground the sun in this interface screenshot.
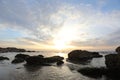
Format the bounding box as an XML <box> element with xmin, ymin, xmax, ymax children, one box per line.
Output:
<box><xmin>54</xmin><ymin>40</ymin><xmax>66</xmax><ymax>50</ymax></box>
<box><xmin>53</xmin><ymin>23</ymin><xmax>79</xmax><ymax>50</ymax></box>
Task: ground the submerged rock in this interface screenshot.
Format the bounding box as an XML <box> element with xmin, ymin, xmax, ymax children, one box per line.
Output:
<box><xmin>68</xmin><ymin>50</ymin><xmax>102</xmax><ymax>62</ymax></box>
<box><xmin>0</xmin><ymin>56</ymin><xmax>9</xmax><ymax>60</ymax></box>
<box><xmin>12</xmin><ymin>58</ymin><xmax>24</xmax><ymax>63</ymax></box>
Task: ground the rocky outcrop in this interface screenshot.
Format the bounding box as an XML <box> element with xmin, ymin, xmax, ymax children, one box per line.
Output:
<box><xmin>12</xmin><ymin>58</ymin><xmax>24</xmax><ymax>63</ymax></box>
<box><xmin>0</xmin><ymin>56</ymin><xmax>9</xmax><ymax>60</ymax></box>
<box><xmin>56</xmin><ymin>60</ymin><xmax>64</xmax><ymax>65</ymax></box>
<box><xmin>15</xmin><ymin>54</ymin><xmax>30</xmax><ymax>60</ymax></box>
<box><xmin>116</xmin><ymin>46</ymin><xmax>120</xmax><ymax>54</ymax></box>
<box><xmin>25</xmin><ymin>55</ymin><xmax>64</xmax><ymax>65</ymax></box>
<box><xmin>12</xmin><ymin>54</ymin><xmax>30</xmax><ymax>64</ymax></box>
<box><xmin>105</xmin><ymin>46</ymin><xmax>120</xmax><ymax>69</ymax></box>
<box><xmin>68</xmin><ymin>50</ymin><xmax>102</xmax><ymax>61</ymax></box>
<box><xmin>105</xmin><ymin>54</ymin><xmax>120</xmax><ymax>69</ymax></box>
<box><xmin>26</xmin><ymin>55</ymin><xmax>44</xmax><ymax>65</ymax></box>
<box><xmin>78</xmin><ymin>67</ymin><xmax>106</xmax><ymax>78</ymax></box>
<box><xmin>44</xmin><ymin>56</ymin><xmax>64</xmax><ymax>63</ymax></box>
<box><xmin>0</xmin><ymin>47</ymin><xmax>35</xmax><ymax>53</ymax></box>
<box><xmin>78</xmin><ymin>67</ymin><xmax>120</xmax><ymax>79</ymax></box>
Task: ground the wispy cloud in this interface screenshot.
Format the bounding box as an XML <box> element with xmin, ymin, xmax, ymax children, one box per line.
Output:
<box><xmin>0</xmin><ymin>0</ymin><xmax>120</xmax><ymax>50</ymax></box>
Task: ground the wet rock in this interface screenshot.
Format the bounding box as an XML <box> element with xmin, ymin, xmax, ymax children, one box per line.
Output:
<box><xmin>78</xmin><ymin>67</ymin><xmax>106</xmax><ymax>78</ymax></box>
<box><xmin>105</xmin><ymin>54</ymin><xmax>120</xmax><ymax>69</ymax></box>
<box><xmin>26</xmin><ymin>56</ymin><xmax>44</xmax><ymax>65</ymax></box>
<box><xmin>25</xmin><ymin>55</ymin><xmax>64</xmax><ymax>65</ymax></box>
<box><xmin>56</xmin><ymin>60</ymin><xmax>64</xmax><ymax>65</ymax></box>
<box><xmin>116</xmin><ymin>46</ymin><xmax>120</xmax><ymax>54</ymax></box>
<box><xmin>38</xmin><ymin>55</ymin><xmax>44</xmax><ymax>58</ymax></box>
<box><xmin>15</xmin><ymin>54</ymin><xmax>30</xmax><ymax>60</ymax></box>
<box><xmin>68</xmin><ymin>50</ymin><xmax>102</xmax><ymax>61</ymax></box>
<box><xmin>78</xmin><ymin>67</ymin><xmax>120</xmax><ymax>79</ymax></box>
<box><xmin>12</xmin><ymin>58</ymin><xmax>24</xmax><ymax>64</ymax></box>
<box><xmin>44</xmin><ymin>56</ymin><xmax>64</xmax><ymax>63</ymax></box>
<box><xmin>0</xmin><ymin>56</ymin><xmax>9</xmax><ymax>60</ymax></box>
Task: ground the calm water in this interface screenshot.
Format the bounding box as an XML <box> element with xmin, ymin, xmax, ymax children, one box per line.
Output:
<box><xmin>0</xmin><ymin>51</ymin><xmax>115</xmax><ymax>80</ymax></box>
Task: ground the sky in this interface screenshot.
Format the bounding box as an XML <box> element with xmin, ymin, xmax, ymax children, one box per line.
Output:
<box><xmin>0</xmin><ymin>0</ymin><xmax>120</xmax><ymax>51</ymax></box>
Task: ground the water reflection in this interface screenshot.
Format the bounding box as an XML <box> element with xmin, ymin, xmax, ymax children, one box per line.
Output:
<box><xmin>24</xmin><ymin>65</ymin><xmax>42</xmax><ymax>72</ymax></box>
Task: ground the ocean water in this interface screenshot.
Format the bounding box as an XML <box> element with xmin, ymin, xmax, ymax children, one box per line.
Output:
<box><xmin>0</xmin><ymin>51</ymin><xmax>115</xmax><ymax>80</ymax></box>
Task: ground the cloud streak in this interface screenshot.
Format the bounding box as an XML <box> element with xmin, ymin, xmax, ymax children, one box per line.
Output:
<box><xmin>0</xmin><ymin>0</ymin><xmax>120</xmax><ymax>50</ymax></box>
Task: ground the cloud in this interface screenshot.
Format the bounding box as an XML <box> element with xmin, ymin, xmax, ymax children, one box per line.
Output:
<box><xmin>0</xmin><ymin>0</ymin><xmax>120</xmax><ymax>50</ymax></box>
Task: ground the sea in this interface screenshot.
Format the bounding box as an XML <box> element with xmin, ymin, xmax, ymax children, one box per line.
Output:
<box><xmin>0</xmin><ymin>51</ymin><xmax>116</xmax><ymax>80</ymax></box>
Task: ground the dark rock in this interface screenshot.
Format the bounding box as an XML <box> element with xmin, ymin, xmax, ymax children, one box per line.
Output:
<box><xmin>68</xmin><ymin>50</ymin><xmax>102</xmax><ymax>61</ymax></box>
<box><xmin>0</xmin><ymin>47</ymin><xmax>35</xmax><ymax>53</ymax></box>
<box><xmin>78</xmin><ymin>67</ymin><xmax>106</xmax><ymax>78</ymax></box>
<box><xmin>15</xmin><ymin>54</ymin><xmax>30</xmax><ymax>60</ymax></box>
<box><xmin>116</xmin><ymin>46</ymin><xmax>120</xmax><ymax>54</ymax></box>
<box><xmin>56</xmin><ymin>60</ymin><xmax>64</xmax><ymax>65</ymax></box>
<box><xmin>26</xmin><ymin>56</ymin><xmax>44</xmax><ymax>65</ymax></box>
<box><xmin>12</xmin><ymin>58</ymin><xmax>24</xmax><ymax>64</ymax></box>
<box><xmin>38</xmin><ymin>55</ymin><xmax>44</xmax><ymax>58</ymax></box>
<box><xmin>105</xmin><ymin>54</ymin><xmax>120</xmax><ymax>69</ymax></box>
<box><xmin>78</xmin><ymin>67</ymin><xmax>120</xmax><ymax>79</ymax></box>
<box><xmin>44</xmin><ymin>56</ymin><xmax>64</xmax><ymax>63</ymax></box>
<box><xmin>25</xmin><ymin>55</ymin><xmax>64</xmax><ymax>65</ymax></box>
<box><xmin>0</xmin><ymin>56</ymin><xmax>9</xmax><ymax>60</ymax></box>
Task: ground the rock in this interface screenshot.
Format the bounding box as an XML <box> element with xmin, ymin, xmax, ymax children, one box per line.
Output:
<box><xmin>105</xmin><ymin>54</ymin><xmax>120</xmax><ymax>69</ymax></box>
<box><xmin>25</xmin><ymin>55</ymin><xmax>64</xmax><ymax>65</ymax></box>
<box><xmin>15</xmin><ymin>54</ymin><xmax>30</xmax><ymax>60</ymax></box>
<box><xmin>91</xmin><ymin>52</ymin><xmax>103</xmax><ymax>58</ymax></box>
<box><xmin>26</xmin><ymin>55</ymin><xmax>44</xmax><ymax>65</ymax></box>
<box><xmin>12</xmin><ymin>58</ymin><xmax>24</xmax><ymax>63</ymax></box>
<box><xmin>56</xmin><ymin>60</ymin><xmax>64</xmax><ymax>65</ymax></box>
<box><xmin>78</xmin><ymin>67</ymin><xmax>106</xmax><ymax>78</ymax></box>
<box><xmin>78</xmin><ymin>67</ymin><xmax>120</xmax><ymax>79</ymax></box>
<box><xmin>116</xmin><ymin>46</ymin><xmax>120</xmax><ymax>54</ymax></box>
<box><xmin>0</xmin><ymin>47</ymin><xmax>35</xmax><ymax>53</ymax></box>
<box><xmin>44</xmin><ymin>56</ymin><xmax>64</xmax><ymax>63</ymax></box>
<box><xmin>0</xmin><ymin>56</ymin><xmax>9</xmax><ymax>60</ymax></box>
<box><xmin>38</xmin><ymin>55</ymin><xmax>44</xmax><ymax>58</ymax></box>
<box><xmin>68</xmin><ymin>50</ymin><xmax>102</xmax><ymax>61</ymax></box>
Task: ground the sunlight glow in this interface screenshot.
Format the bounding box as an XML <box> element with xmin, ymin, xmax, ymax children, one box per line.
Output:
<box><xmin>56</xmin><ymin>52</ymin><xmax>65</xmax><ymax>57</ymax></box>
<box><xmin>54</xmin><ymin>40</ymin><xmax>66</xmax><ymax>50</ymax></box>
<box><xmin>53</xmin><ymin>22</ymin><xmax>79</xmax><ymax>50</ymax></box>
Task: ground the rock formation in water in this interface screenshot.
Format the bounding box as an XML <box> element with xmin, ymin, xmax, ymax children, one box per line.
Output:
<box><xmin>0</xmin><ymin>47</ymin><xmax>35</xmax><ymax>53</ymax></box>
<box><xmin>78</xmin><ymin>46</ymin><xmax>120</xmax><ymax>80</ymax></box>
<box><xmin>116</xmin><ymin>46</ymin><xmax>120</xmax><ymax>54</ymax></box>
<box><xmin>105</xmin><ymin>46</ymin><xmax>120</xmax><ymax>69</ymax></box>
<box><xmin>12</xmin><ymin>54</ymin><xmax>30</xmax><ymax>64</ymax></box>
<box><xmin>0</xmin><ymin>56</ymin><xmax>9</xmax><ymax>61</ymax></box>
<box><xmin>68</xmin><ymin>50</ymin><xmax>102</xmax><ymax>62</ymax></box>
<box><xmin>25</xmin><ymin>55</ymin><xmax>64</xmax><ymax>65</ymax></box>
